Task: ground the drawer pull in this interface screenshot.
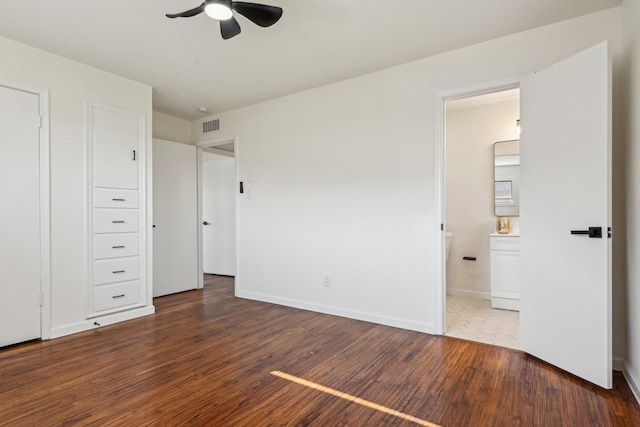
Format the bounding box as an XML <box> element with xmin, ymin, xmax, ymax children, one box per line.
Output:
<box><xmin>112</xmin><ymin>270</ymin><xmax>126</xmax><ymax>274</ymax></box>
<box><xmin>112</xmin><ymin>245</ymin><xmax>126</xmax><ymax>249</ymax></box>
<box><xmin>112</xmin><ymin>294</ymin><xmax>126</xmax><ymax>299</ymax></box>
<box><xmin>112</xmin><ymin>220</ymin><xmax>125</xmax><ymax>224</ymax></box>
<box><xmin>112</xmin><ymin>198</ymin><xmax>125</xmax><ymax>202</ymax></box>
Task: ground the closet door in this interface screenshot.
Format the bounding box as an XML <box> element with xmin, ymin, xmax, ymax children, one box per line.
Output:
<box><xmin>0</xmin><ymin>85</ymin><xmax>41</xmax><ymax>347</ymax></box>
<box><xmin>152</xmin><ymin>139</ymin><xmax>198</xmax><ymax>297</ymax></box>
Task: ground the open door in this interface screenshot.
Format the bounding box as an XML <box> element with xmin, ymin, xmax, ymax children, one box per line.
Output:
<box><xmin>520</xmin><ymin>42</ymin><xmax>611</xmax><ymax>388</ymax></box>
<box><xmin>153</xmin><ymin>138</ymin><xmax>199</xmax><ymax>297</ymax></box>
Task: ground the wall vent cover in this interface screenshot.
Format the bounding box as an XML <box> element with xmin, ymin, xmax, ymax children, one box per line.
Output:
<box><xmin>202</xmin><ymin>119</ymin><xmax>220</xmax><ymax>134</ymax></box>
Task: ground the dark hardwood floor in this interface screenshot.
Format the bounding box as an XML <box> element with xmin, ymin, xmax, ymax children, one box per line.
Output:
<box><xmin>1</xmin><ymin>275</ymin><xmax>639</xmax><ymax>426</ymax></box>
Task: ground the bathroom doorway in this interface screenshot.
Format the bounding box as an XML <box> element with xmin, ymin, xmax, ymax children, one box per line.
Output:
<box><xmin>443</xmin><ymin>87</ymin><xmax>521</xmax><ymax>349</ymax></box>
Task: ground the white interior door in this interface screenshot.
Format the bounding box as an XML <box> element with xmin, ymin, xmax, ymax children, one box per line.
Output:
<box><xmin>153</xmin><ymin>139</ymin><xmax>198</xmax><ymax>297</ymax></box>
<box><xmin>0</xmin><ymin>85</ymin><xmax>41</xmax><ymax>347</ymax></box>
<box><xmin>520</xmin><ymin>41</ymin><xmax>611</xmax><ymax>388</ymax></box>
<box><xmin>202</xmin><ymin>151</ymin><xmax>236</xmax><ymax>276</ymax></box>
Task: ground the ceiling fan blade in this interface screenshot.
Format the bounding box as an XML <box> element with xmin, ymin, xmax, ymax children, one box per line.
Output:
<box><xmin>166</xmin><ymin>3</ymin><xmax>206</xmax><ymax>18</ymax></box>
<box><xmin>232</xmin><ymin>2</ymin><xmax>283</xmax><ymax>27</ymax></box>
<box><xmin>220</xmin><ymin>16</ymin><xmax>242</xmax><ymax>39</ymax></box>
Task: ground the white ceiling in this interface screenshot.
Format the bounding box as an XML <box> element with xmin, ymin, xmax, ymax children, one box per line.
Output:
<box><xmin>0</xmin><ymin>0</ymin><xmax>620</xmax><ymax>120</ymax></box>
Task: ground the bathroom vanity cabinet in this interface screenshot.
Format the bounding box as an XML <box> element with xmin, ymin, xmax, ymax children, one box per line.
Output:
<box><xmin>490</xmin><ymin>234</ymin><xmax>520</xmax><ymax>311</ymax></box>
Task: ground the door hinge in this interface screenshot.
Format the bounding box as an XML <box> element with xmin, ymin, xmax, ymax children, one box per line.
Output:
<box><xmin>39</xmin><ymin>292</ymin><xmax>44</xmax><ymax>306</ymax></box>
<box><xmin>38</xmin><ymin>115</ymin><xmax>43</xmax><ymax>129</ymax></box>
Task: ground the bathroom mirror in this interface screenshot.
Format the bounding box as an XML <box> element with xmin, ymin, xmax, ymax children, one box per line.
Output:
<box><xmin>494</xmin><ymin>140</ymin><xmax>520</xmax><ymax>216</ymax></box>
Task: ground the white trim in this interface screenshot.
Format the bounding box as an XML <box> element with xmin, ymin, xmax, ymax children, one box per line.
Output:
<box><xmin>197</xmin><ymin>135</ymin><xmax>240</xmax><ymax>291</ymax></box>
<box><xmin>237</xmin><ymin>290</ymin><xmax>436</xmax><ymax>334</ymax></box>
<box><xmin>49</xmin><ymin>306</ymin><xmax>155</xmax><ymax>339</ymax></box>
<box><xmin>622</xmin><ymin>361</ymin><xmax>640</xmax><ymax>405</ymax></box>
<box><xmin>0</xmin><ymin>78</ymin><xmax>52</xmax><ymax>340</ymax></box>
<box><xmin>612</xmin><ymin>356</ymin><xmax>624</xmax><ymax>372</ymax></box>
<box><xmin>446</xmin><ymin>289</ymin><xmax>491</xmax><ymax>300</ymax></box>
<box><xmin>434</xmin><ymin>77</ymin><xmax>522</xmax><ymax>337</ymax></box>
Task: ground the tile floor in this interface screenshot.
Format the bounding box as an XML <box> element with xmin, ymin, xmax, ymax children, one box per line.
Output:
<box><xmin>445</xmin><ymin>295</ymin><xmax>520</xmax><ymax>350</ymax></box>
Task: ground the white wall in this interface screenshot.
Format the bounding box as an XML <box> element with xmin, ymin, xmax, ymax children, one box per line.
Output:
<box><xmin>190</xmin><ymin>8</ymin><xmax>622</xmax><ymax>335</ymax></box>
<box><xmin>446</xmin><ymin>99</ymin><xmax>520</xmax><ymax>298</ymax></box>
<box><xmin>622</xmin><ymin>0</ymin><xmax>640</xmax><ymax>399</ymax></box>
<box><xmin>0</xmin><ymin>36</ymin><xmax>152</xmax><ymax>334</ymax></box>
<box><xmin>153</xmin><ymin>111</ymin><xmax>192</xmax><ymax>145</ymax></box>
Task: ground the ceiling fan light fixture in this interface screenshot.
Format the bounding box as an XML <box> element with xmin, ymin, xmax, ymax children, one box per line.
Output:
<box><xmin>205</xmin><ymin>1</ymin><xmax>233</xmax><ymax>20</ymax></box>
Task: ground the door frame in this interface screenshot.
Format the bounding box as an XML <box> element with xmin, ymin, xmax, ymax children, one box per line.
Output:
<box><xmin>0</xmin><ymin>78</ymin><xmax>51</xmax><ymax>340</ymax></box>
<box><xmin>196</xmin><ymin>136</ymin><xmax>239</xmax><ymax>290</ymax></box>
<box><xmin>433</xmin><ymin>77</ymin><xmax>521</xmax><ymax>335</ymax></box>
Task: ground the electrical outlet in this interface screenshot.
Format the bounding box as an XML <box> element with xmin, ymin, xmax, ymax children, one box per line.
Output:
<box><xmin>323</xmin><ymin>275</ymin><xmax>331</xmax><ymax>287</ymax></box>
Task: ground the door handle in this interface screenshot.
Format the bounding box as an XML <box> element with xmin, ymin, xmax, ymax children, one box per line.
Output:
<box><xmin>203</xmin><ymin>221</ymin><xmax>210</xmax><ymax>226</ymax></box>
<box><xmin>570</xmin><ymin>226</ymin><xmax>602</xmax><ymax>238</ymax></box>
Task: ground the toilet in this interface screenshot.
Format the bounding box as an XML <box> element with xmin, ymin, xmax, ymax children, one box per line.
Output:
<box><xmin>445</xmin><ymin>232</ymin><xmax>453</xmax><ymax>263</ymax></box>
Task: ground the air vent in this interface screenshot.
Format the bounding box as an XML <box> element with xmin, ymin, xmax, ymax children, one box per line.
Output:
<box><xmin>202</xmin><ymin>119</ymin><xmax>220</xmax><ymax>134</ymax></box>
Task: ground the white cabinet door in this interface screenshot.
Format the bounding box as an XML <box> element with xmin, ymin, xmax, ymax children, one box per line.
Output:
<box><xmin>520</xmin><ymin>42</ymin><xmax>611</xmax><ymax>388</ymax></box>
<box><xmin>152</xmin><ymin>139</ymin><xmax>198</xmax><ymax>297</ymax></box>
<box><xmin>92</xmin><ymin>107</ymin><xmax>140</xmax><ymax>190</ymax></box>
<box><xmin>0</xmin><ymin>85</ymin><xmax>41</xmax><ymax>347</ymax></box>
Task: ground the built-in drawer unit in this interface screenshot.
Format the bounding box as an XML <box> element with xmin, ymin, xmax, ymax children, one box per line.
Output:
<box><xmin>93</xmin><ymin>281</ymin><xmax>140</xmax><ymax>312</ymax></box>
<box><xmin>94</xmin><ymin>188</ymin><xmax>139</xmax><ymax>209</ymax></box>
<box><xmin>93</xmin><ymin>257</ymin><xmax>139</xmax><ymax>285</ymax></box>
<box><xmin>94</xmin><ymin>209</ymin><xmax>139</xmax><ymax>233</ymax></box>
<box><xmin>93</xmin><ymin>233</ymin><xmax>139</xmax><ymax>259</ymax></box>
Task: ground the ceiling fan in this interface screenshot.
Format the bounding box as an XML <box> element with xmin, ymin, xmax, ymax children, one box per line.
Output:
<box><xmin>166</xmin><ymin>0</ymin><xmax>283</xmax><ymax>40</ymax></box>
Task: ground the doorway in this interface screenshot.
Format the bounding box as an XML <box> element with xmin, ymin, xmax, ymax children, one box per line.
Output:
<box><xmin>439</xmin><ymin>83</ymin><xmax>521</xmax><ymax>349</ymax></box>
<box><xmin>0</xmin><ymin>81</ymin><xmax>50</xmax><ymax>346</ymax></box>
<box><xmin>198</xmin><ymin>140</ymin><xmax>237</xmax><ymax>286</ymax></box>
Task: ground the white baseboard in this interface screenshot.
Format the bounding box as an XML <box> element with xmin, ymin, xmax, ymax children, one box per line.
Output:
<box><xmin>446</xmin><ymin>288</ymin><xmax>491</xmax><ymax>300</ymax></box>
<box><xmin>235</xmin><ymin>290</ymin><xmax>435</xmax><ymax>334</ymax></box>
<box><xmin>48</xmin><ymin>305</ymin><xmax>155</xmax><ymax>339</ymax></box>
<box><xmin>613</xmin><ymin>356</ymin><xmax>624</xmax><ymax>372</ymax></box>
<box><xmin>622</xmin><ymin>360</ymin><xmax>640</xmax><ymax>405</ymax></box>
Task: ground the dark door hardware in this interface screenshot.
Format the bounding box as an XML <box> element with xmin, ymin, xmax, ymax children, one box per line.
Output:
<box><xmin>571</xmin><ymin>226</ymin><xmax>602</xmax><ymax>238</ymax></box>
<box><xmin>132</xmin><ymin>150</ymin><xmax>136</xmax><ymax>161</ymax></box>
<box><xmin>240</xmin><ymin>182</ymin><xmax>244</xmax><ymax>194</ymax></box>
<box><xmin>112</xmin><ymin>198</ymin><xmax>125</xmax><ymax>201</ymax></box>
<box><xmin>112</xmin><ymin>220</ymin><xmax>125</xmax><ymax>224</ymax></box>
<box><xmin>203</xmin><ymin>221</ymin><xmax>210</xmax><ymax>226</ymax></box>
<box><xmin>462</xmin><ymin>256</ymin><xmax>477</xmax><ymax>261</ymax></box>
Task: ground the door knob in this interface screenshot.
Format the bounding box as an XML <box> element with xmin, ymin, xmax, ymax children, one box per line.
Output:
<box><xmin>203</xmin><ymin>221</ymin><xmax>210</xmax><ymax>226</ymax></box>
<box><xmin>570</xmin><ymin>226</ymin><xmax>602</xmax><ymax>238</ymax></box>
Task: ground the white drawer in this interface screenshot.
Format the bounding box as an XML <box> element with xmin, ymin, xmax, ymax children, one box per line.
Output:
<box><xmin>94</xmin><ymin>209</ymin><xmax>139</xmax><ymax>233</ymax></box>
<box><xmin>94</xmin><ymin>233</ymin><xmax>139</xmax><ymax>259</ymax></box>
<box><xmin>93</xmin><ymin>257</ymin><xmax>139</xmax><ymax>285</ymax></box>
<box><xmin>490</xmin><ymin>236</ymin><xmax>520</xmax><ymax>251</ymax></box>
<box><xmin>94</xmin><ymin>188</ymin><xmax>139</xmax><ymax>209</ymax></box>
<box><xmin>93</xmin><ymin>281</ymin><xmax>140</xmax><ymax>312</ymax></box>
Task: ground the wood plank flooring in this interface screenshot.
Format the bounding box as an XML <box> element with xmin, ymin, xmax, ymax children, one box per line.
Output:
<box><xmin>1</xmin><ymin>274</ymin><xmax>639</xmax><ymax>426</ymax></box>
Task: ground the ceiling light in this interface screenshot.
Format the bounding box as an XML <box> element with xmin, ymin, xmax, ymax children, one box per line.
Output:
<box><xmin>205</xmin><ymin>1</ymin><xmax>233</xmax><ymax>20</ymax></box>
<box><xmin>199</xmin><ymin>107</ymin><xmax>209</xmax><ymax>113</ymax></box>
